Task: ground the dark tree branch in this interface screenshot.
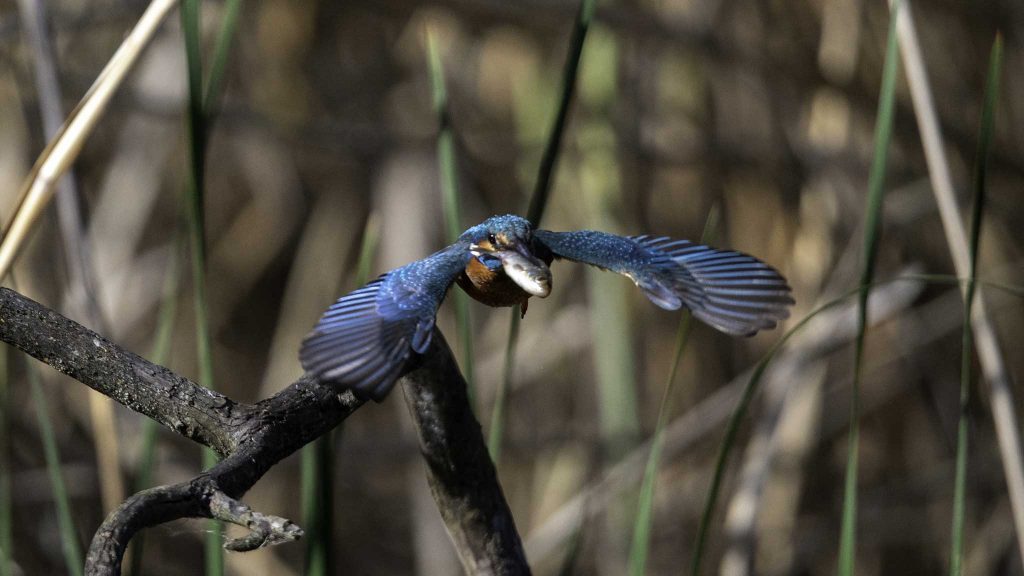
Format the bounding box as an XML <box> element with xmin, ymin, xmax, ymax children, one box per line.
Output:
<box><xmin>0</xmin><ymin>286</ymin><xmax>247</xmax><ymax>455</ymax></box>
<box><xmin>0</xmin><ymin>287</ymin><xmax>529</xmax><ymax>576</ymax></box>
<box><xmin>86</xmin><ymin>481</ymin><xmax>207</xmax><ymax>572</ymax></box>
<box><xmin>402</xmin><ymin>338</ymin><xmax>531</xmax><ymax>576</ymax></box>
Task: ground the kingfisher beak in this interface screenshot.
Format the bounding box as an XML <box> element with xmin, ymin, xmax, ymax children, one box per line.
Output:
<box><xmin>498</xmin><ymin>239</ymin><xmax>552</xmax><ymax>298</ymax></box>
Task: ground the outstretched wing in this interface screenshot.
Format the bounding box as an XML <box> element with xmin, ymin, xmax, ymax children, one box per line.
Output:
<box><xmin>533</xmin><ymin>229</ymin><xmax>793</xmax><ymax>336</ymax></box>
<box><xmin>300</xmin><ymin>243</ymin><xmax>471</xmax><ymax>401</ymax></box>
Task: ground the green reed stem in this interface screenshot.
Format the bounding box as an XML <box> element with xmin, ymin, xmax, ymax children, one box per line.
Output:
<box><xmin>491</xmin><ymin>0</ymin><xmax>597</xmax><ymax>465</ymax></box>
<box><xmin>427</xmin><ymin>29</ymin><xmax>475</xmax><ymax>399</ymax></box>
<box><xmin>838</xmin><ymin>6</ymin><xmax>900</xmax><ymax>574</ymax></box>
<box><xmin>488</xmin><ymin>311</ymin><xmax>519</xmax><ymax>461</ymax></box>
<box><xmin>180</xmin><ymin>0</ymin><xmax>244</xmax><ymax>569</ymax></box>
<box><xmin>0</xmin><ymin>346</ymin><xmax>9</xmax><ymax>576</ymax></box>
<box><xmin>302</xmin><ymin>214</ymin><xmax>379</xmax><ymax>576</ymax></box>
<box><xmin>949</xmin><ymin>33</ymin><xmax>1002</xmax><ymax>576</ymax></box>
<box><xmin>629</xmin><ymin>206</ymin><xmax>716</xmax><ymax>576</ymax></box>
<box><xmin>527</xmin><ymin>0</ymin><xmax>596</xmax><ymax>227</ymax></box>
<box><xmin>128</xmin><ymin>235</ymin><xmax>182</xmax><ymax>576</ymax></box>
<box><xmin>30</xmin><ymin>364</ymin><xmax>83</xmax><ymax>576</ymax></box>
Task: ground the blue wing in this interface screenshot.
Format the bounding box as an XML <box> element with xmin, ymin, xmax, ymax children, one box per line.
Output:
<box><xmin>533</xmin><ymin>229</ymin><xmax>793</xmax><ymax>336</ymax></box>
<box><xmin>300</xmin><ymin>243</ymin><xmax>472</xmax><ymax>401</ymax></box>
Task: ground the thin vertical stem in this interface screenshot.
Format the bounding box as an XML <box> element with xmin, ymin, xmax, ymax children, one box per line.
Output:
<box><xmin>181</xmin><ymin>0</ymin><xmax>244</xmax><ymax>568</ymax></box>
<box><xmin>890</xmin><ymin>0</ymin><xmax>1024</xmax><ymax>561</ymax></box>
<box><xmin>302</xmin><ymin>214</ymin><xmax>378</xmax><ymax>576</ymax></box>
<box><xmin>488</xmin><ymin>311</ymin><xmax>519</xmax><ymax>461</ymax></box>
<box><xmin>838</xmin><ymin>5</ymin><xmax>900</xmax><ymax>574</ymax></box>
<box><xmin>180</xmin><ymin>0</ymin><xmax>223</xmax><ymax>571</ymax></box>
<box><xmin>128</xmin><ymin>236</ymin><xmax>183</xmax><ymax>576</ymax></box>
<box><xmin>30</xmin><ymin>365</ymin><xmax>84</xmax><ymax>576</ymax></box>
<box><xmin>0</xmin><ymin>347</ymin><xmax>9</xmax><ymax>576</ymax></box>
<box><xmin>17</xmin><ymin>0</ymin><xmax>126</xmax><ymax>514</ymax></box>
<box><xmin>492</xmin><ymin>0</ymin><xmax>597</xmax><ymax>468</ymax></box>
<box><xmin>689</xmin><ymin>291</ymin><xmax>863</xmax><ymax>576</ymax></box>
<box><xmin>203</xmin><ymin>0</ymin><xmax>244</xmax><ymax>117</ymax></box>
<box><xmin>628</xmin><ymin>315</ymin><xmax>693</xmax><ymax>576</ymax></box>
<box><xmin>949</xmin><ymin>34</ymin><xmax>1002</xmax><ymax>576</ymax></box>
<box><xmin>629</xmin><ymin>207</ymin><xmax>716</xmax><ymax>576</ymax></box>
<box><xmin>527</xmin><ymin>0</ymin><xmax>596</xmax><ymax>226</ymax></box>
<box><xmin>427</xmin><ymin>30</ymin><xmax>475</xmax><ymax>395</ymax></box>
<box><xmin>302</xmin><ymin>435</ymin><xmax>335</xmax><ymax>576</ymax></box>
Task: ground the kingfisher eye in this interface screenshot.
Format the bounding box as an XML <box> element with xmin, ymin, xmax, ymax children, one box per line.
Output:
<box><xmin>487</xmin><ymin>233</ymin><xmax>497</xmax><ymax>245</ymax></box>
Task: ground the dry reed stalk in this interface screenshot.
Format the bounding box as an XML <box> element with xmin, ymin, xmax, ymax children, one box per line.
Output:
<box><xmin>887</xmin><ymin>0</ymin><xmax>1024</xmax><ymax>563</ymax></box>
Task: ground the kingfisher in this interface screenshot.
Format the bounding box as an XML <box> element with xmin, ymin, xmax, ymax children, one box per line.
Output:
<box><xmin>300</xmin><ymin>214</ymin><xmax>793</xmax><ymax>401</ymax></box>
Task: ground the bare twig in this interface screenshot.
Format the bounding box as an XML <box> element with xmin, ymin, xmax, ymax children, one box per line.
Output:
<box><xmin>208</xmin><ymin>491</ymin><xmax>303</xmax><ymax>551</ymax></box>
<box><xmin>887</xmin><ymin>0</ymin><xmax>1024</xmax><ymax>563</ymax></box>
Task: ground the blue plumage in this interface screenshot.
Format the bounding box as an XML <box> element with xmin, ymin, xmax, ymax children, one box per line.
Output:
<box><xmin>534</xmin><ymin>230</ymin><xmax>793</xmax><ymax>335</ymax></box>
<box><xmin>458</xmin><ymin>215</ymin><xmax>533</xmax><ymax>244</ymax></box>
<box><xmin>300</xmin><ymin>243</ymin><xmax>471</xmax><ymax>400</ymax></box>
<box><xmin>301</xmin><ymin>214</ymin><xmax>793</xmax><ymax>401</ymax></box>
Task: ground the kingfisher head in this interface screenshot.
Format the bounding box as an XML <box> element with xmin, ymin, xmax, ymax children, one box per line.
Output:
<box><xmin>460</xmin><ymin>215</ymin><xmax>552</xmax><ymax>297</ymax></box>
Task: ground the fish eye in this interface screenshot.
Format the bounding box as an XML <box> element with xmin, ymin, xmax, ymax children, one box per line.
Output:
<box><xmin>487</xmin><ymin>233</ymin><xmax>497</xmax><ymax>245</ymax></box>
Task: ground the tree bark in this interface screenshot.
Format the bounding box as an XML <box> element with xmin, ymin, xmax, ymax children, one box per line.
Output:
<box><xmin>402</xmin><ymin>338</ymin><xmax>530</xmax><ymax>576</ymax></box>
<box><xmin>0</xmin><ymin>287</ymin><xmax>529</xmax><ymax>576</ymax></box>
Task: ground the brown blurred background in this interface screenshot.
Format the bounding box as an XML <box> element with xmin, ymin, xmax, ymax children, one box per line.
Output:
<box><xmin>0</xmin><ymin>0</ymin><xmax>1023</xmax><ymax>574</ymax></box>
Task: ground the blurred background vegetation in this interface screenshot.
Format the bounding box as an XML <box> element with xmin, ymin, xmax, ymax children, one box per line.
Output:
<box><xmin>0</xmin><ymin>0</ymin><xmax>1021</xmax><ymax>574</ymax></box>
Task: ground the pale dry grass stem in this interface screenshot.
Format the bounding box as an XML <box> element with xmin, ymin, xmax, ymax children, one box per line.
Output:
<box><xmin>887</xmin><ymin>0</ymin><xmax>1024</xmax><ymax>566</ymax></box>
<box><xmin>0</xmin><ymin>0</ymin><xmax>179</xmax><ymax>279</ymax></box>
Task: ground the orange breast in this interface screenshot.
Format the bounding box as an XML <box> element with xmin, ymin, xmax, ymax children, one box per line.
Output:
<box><xmin>456</xmin><ymin>257</ymin><xmax>530</xmax><ymax>308</ymax></box>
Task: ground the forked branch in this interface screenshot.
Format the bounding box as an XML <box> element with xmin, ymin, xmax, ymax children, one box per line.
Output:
<box><xmin>0</xmin><ymin>287</ymin><xmax>528</xmax><ymax>576</ymax></box>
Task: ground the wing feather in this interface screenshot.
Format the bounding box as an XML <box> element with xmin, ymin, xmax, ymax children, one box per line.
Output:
<box><xmin>533</xmin><ymin>229</ymin><xmax>793</xmax><ymax>336</ymax></box>
<box><xmin>300</xmin><ymin>244</ymin><xmax>470</xmax><ymax>401</ymax></box>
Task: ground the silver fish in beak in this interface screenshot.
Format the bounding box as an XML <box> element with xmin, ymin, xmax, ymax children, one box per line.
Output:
<box><xmin>498</xmin><ymin>245</ymin><xmax>551</xmax><ymax>298</ymax></box>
